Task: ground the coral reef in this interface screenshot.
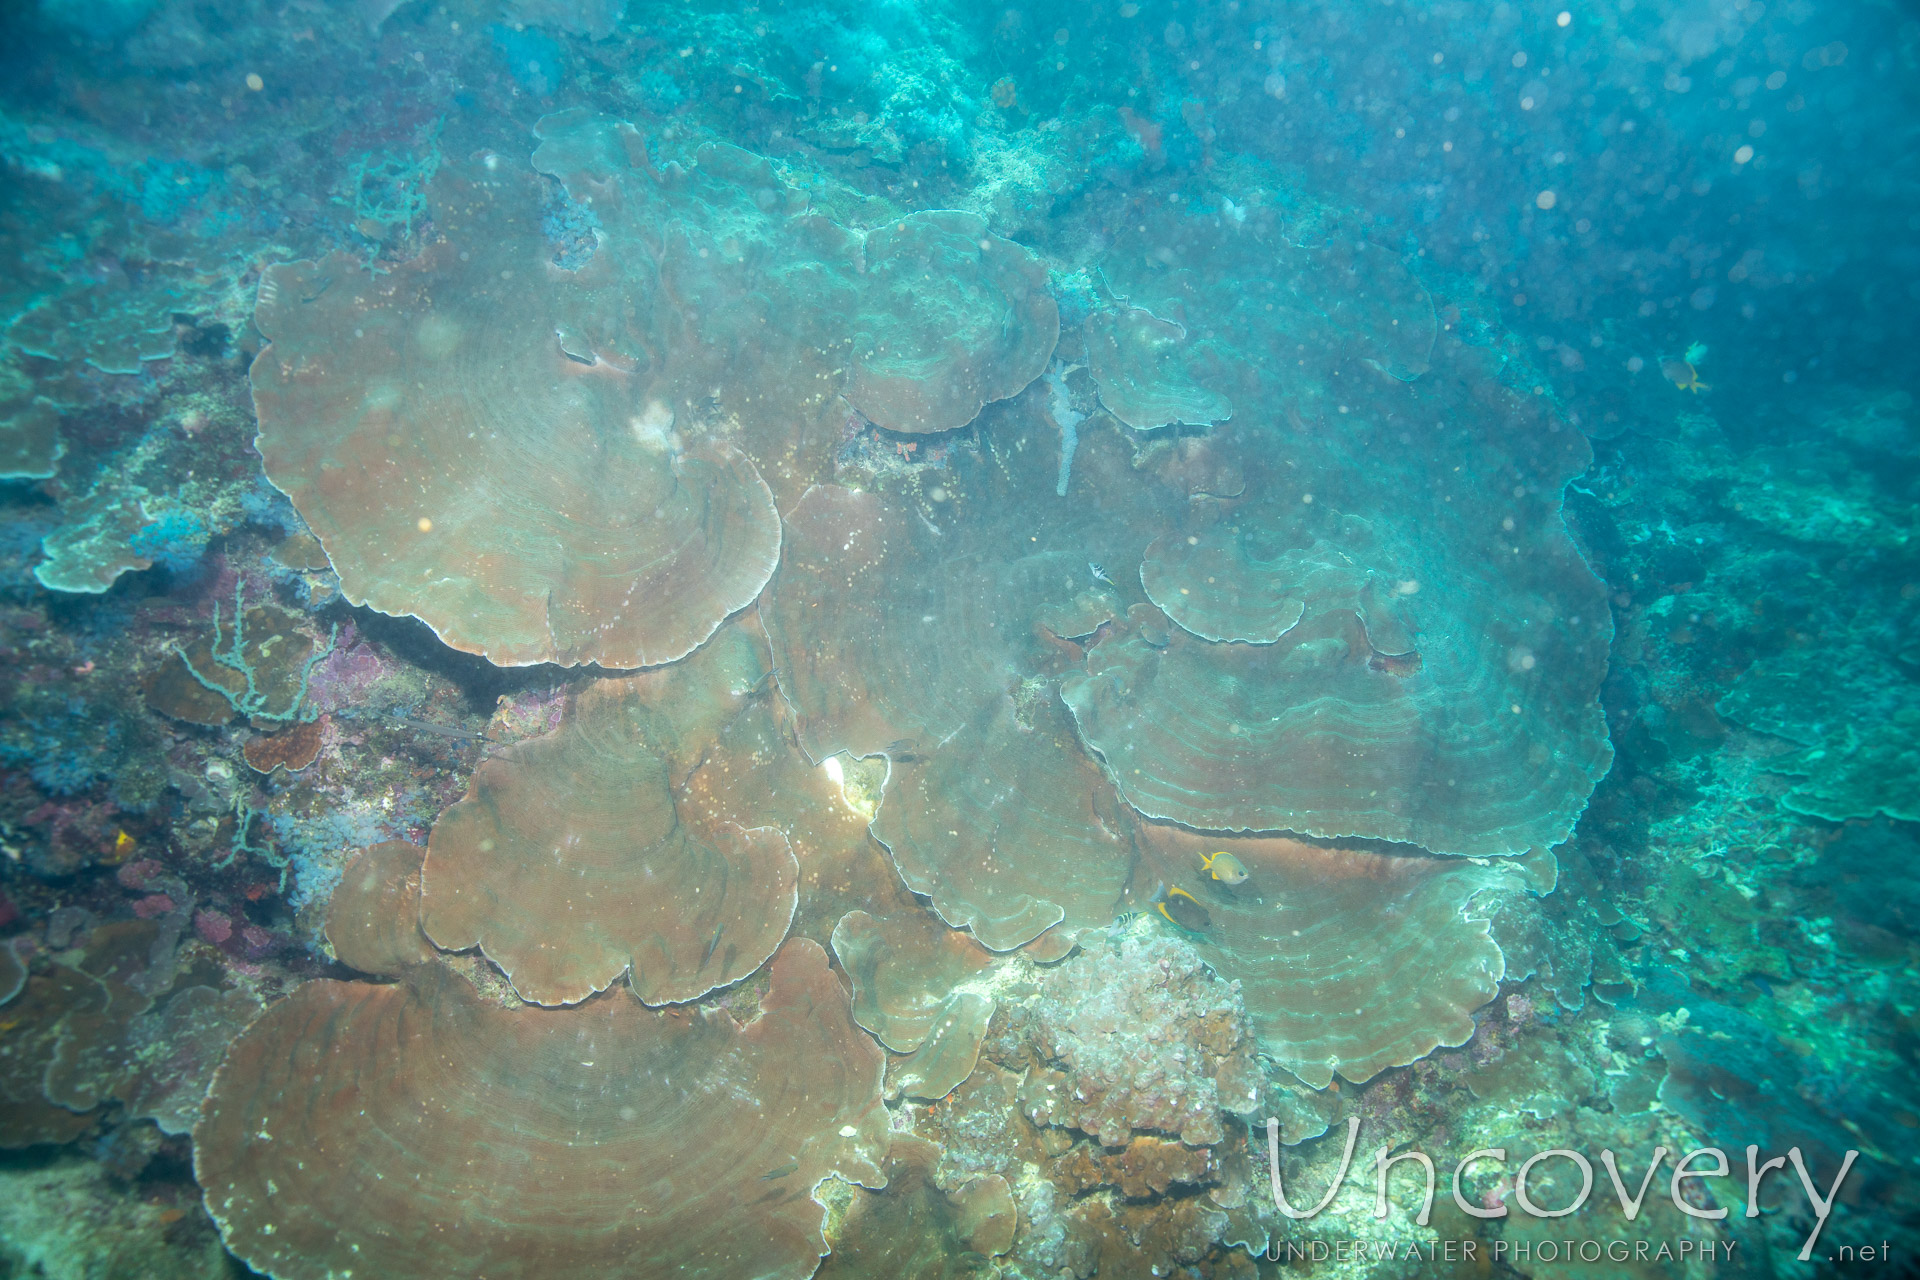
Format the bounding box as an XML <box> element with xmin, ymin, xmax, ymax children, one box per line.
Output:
<box><xmin>906</xmin><ymin>926</ymin><xmax>1271</xmax><ymax>1278</ymax></box>
<box><xmin>873</xmin><ymin>695</ymin><xmax>1137</xmax><ymax>952</ymax></box>
<box><xmin>0</xmin><ymin>1157</ymin><xmax>230</xmax><ymax>1280</ymax></box>
<box><xmin>1062</xmin><ymin>238</ymin><xmax>1614</xmax><ymax>856</ymax></box>
<box><xmin>766</xmin><ymin>483</ymin><xmax>1137</xmax><ymax>950</ymax></box>
<box><xmin>0</xmin><ymin>1</ymin><xmax>1914</xmax><ymax>1274</ymax></box>
<box><xmin>831</xmin><ymin>908</ymin><xmax>995</xmax><ymax>1053</ymax></box>
<box><xmin>0</xmin><ymin>376</ymin><xmax>62</xmax><ymax>482</ymax></box>
<box><xmin>153</xmin><ymin>585</ymin><xmax>331</xmax><ymax>726</ymax></box>
<box><xmin>888</xmin><ymin>989</ymin><xmax>995</xmax><ymax>1102</ymax></box>
<box><xmin>33</xmin><ymin>489</ymin><xmax>154</xmax><ymax>594</ymax></box>
<box><xmin>842</xmin><ymin>210</ymin><xmax>1059</xmax><ymax>435</ymax></box>
<box><xmin>0</xmin><ymin>911</ymin><xmax>258</xmax><ymax>1156</ymax></box>
<box><xmin>1718</xmin><ymin>647</ymin><xmax>1919</xmax><ymax>822</ymax></box>
<box><xmin>1133</xmin><ymin>825</ymin><xmax>1531</xmax><ymax>1089</ymax></box>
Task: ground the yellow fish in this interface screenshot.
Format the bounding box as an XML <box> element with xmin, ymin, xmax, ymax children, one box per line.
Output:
<box><xmin>1154</xmin><ymin>884</ymin><xmax>1212</xmax><ymax>933</ymax></box>
<box><xmin>1200</xmin><ymin>850</ymin><xmax>1249</xmax><ymax>886</ymax></box>
<box><xmin>1661</xmin><ymin>356</ymin><xmax>1709</xmax><ymax>394</ymax></box>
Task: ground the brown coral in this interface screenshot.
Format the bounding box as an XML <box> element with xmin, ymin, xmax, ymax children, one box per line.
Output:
<box><xmin>1064</xmin><ymin>596</ymin><xmax>1605</xmax><ymax>858</ymax></box>
<box><xmin>251</xmin><ymin>157</ymin><xmax>782</xmax><ymax>670</ymax></box>
<box><xmin>1133</xmin><ymin>824</ymin><xmax>1525</xmax><ymax>1087</ymax></box>
<box><xmin>1065</xmin><ymin>208</ymin><xmax>1607</xmax><ymax>857</ymax></box>
<box><xmin>933</xmin><ymin>1035</ymin><xmax>1268</xmax><ymax>1279</ymax></box>
<box><xmin>831</xmin><ymin>910</ymin><xmax>997</xmax><ymax>1101</ymax></box>
<box><xmin>0</xmin><ymin>387</ymin><xmax>61</xmax><ymax>480</ymax></box>
<box><xmin>871</xmin><ymin>697</ymin><xmax>1136</xmax><ymax>951</ymax></box>
<box><xmin>844</xmin><ymin>211</ymin><xmax>1059</xmax><ymax>434</ymax></box>
<box><xmin>3</xmin><ymin>917</ymin><xmax>221</xmax><ymax>1147</ymax></box>
<box><xmin>1063</xmin><ymin>351</ymin><xmax>1611</xmax><ymax>857</ymax></box>
<box><xmin>1139</xmin><ymin>516</ymin><xmax>1413</xmax><ymax>650</ymax></box>
<box><xmin>84</xmin><ymin>985</ymin><xmax>264</xmax><ymax>1137</ymax></box>
<box><xmin>1085</xmin><ymin>304</ymin><xmax>1232</xmax><ymax>431</ymax></box>
<box><xmin>887</xmin><ymin>991</ymin><xmax>994</xmax><ymax>1102</ymax></box>
<box><xmin>764</xmin><ymin>485</ymin><xmax>1112</xmax><ymax>761</ymax></box>
<box><xmin>240</xmin><ymin>717</ymin><xmax>324</xmax><ymax>775</ymax></box>
<box><xmin>145</xmin><ymin>599</ymin><xmax>329</xmax><ymax>728</ymax></box>
<box><xmin>324</xmin><ymin>841</ymin><xmax>435</xmax><ymax>976</ymax></box>
<box><xmin>0</xmin><ymin>966</ymin><xmax>111</xmax><ymax>1147</ymax></box>
<box><xmin>831</xmin><ymin>909</ymin><xmax>995</xmax><ymax>1053</ymax></box>
<box><xmin>422</xmin><ymin>674</ymin><xmax>797</xmax><ymax>1006</ymax></box>
<box><xmin>766</xmin><ymin>485</ymin><xmax>1136</xmax><ymax>950</ymax></box>
<box><xmin>0</xmin><ymin>939</ymin><xmax>22</xmax><ymax>1005</ymax></box>
<box><xmin>194</xmin><ymin>939</ymin><xmax>889</xmax><ymax>1280</ymax></box>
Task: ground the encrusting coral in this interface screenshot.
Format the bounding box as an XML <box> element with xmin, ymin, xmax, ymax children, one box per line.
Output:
<box><xmin>0</xmin><ymin>382</ymin><xmax>62</xmax><ymax>481</ymax></box>
<box><xmin>831</xmin><ymin>909</ymin><xmax>998</xmax><ymax>1101</ymax></box>
<box><xmin>250</xmin><ymin>151</ymin><xmax>784</xmax><ymax>671</ymax></box>
<box><xmin>1085</xmin><ymin>303</ymin><xmax>1233</xmax><ymax>432</ymax></box>
<box><xmin>421</xmin><ymin>664</ymin><xmax>799</xmax><ymax>1007</ymax></box>
<box><xmin>1717</xmin><ymin>647</ymin><xmax>1920</xmax><ymax>823</ymax></box>
<box><xmin>1062</xmin><ymin>212</ymin><xmax>1612</xmax><ymax>857</ymax></box>
<box><xmin>1131</xmin><ymin>824</ymin><xmax>1530</xmax><ymax>1088</ymax></box>
<box><xmin>194</xmin><ymin>940</ymin><xmax>889</xmax><ymax>1280</ymax></box>
<box><xmin>31</xmin><ymin>488</ymin><xmax>154</xmax><ymax>594</ymax></box>
<box><xmin>831</xmin><ymin>908</ymin><xmax>995</xmax><ymax>1053</ymax></box>
<box><xmin>817</xmin><ymin>1133</ymin><xmax>1016</xmax><ymax>1279</ymax></box>
<box><xmin>323</xmin><ymin>840</ymin><xmax>435</xmax><ymax>976</ymax></box>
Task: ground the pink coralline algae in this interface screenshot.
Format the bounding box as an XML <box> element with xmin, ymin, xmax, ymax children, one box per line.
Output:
<box><xmin>130</xmin><ymin>893</ymin><xmax>175</xmax><ymax>919</ymax></box>
<box><xmin>301</xmin><ymin>621</ymin><xmax>392</xmax><ymax>713</ymax></box>
<box><xmin>114</xmin><ymin>860</ymin><xmax>166</xmax><ymax>891</ymax></box>
<box><xmin>192</xmin><ymin>910</ymin><xmax>233</xmax><ymax>946</ymax></box>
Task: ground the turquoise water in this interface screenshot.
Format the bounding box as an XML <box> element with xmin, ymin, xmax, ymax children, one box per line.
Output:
<box><xmin>0</xmin><ymin>1</ymin><xmax>1914</xmax><ymax>1276</ymax></box>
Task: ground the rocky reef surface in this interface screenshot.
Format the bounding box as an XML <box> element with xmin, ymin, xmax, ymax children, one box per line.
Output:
<box><xmin>0</xmin><ymin>1</ymin><xmax>1915</xmax><ymax>1278</ymax></box>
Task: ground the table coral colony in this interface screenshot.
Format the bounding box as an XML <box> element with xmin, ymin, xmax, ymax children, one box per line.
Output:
<box><xmin>168</xmin><ymin>103</ymin><xmax>1623</xmax><ymax>1278</ymax></box>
